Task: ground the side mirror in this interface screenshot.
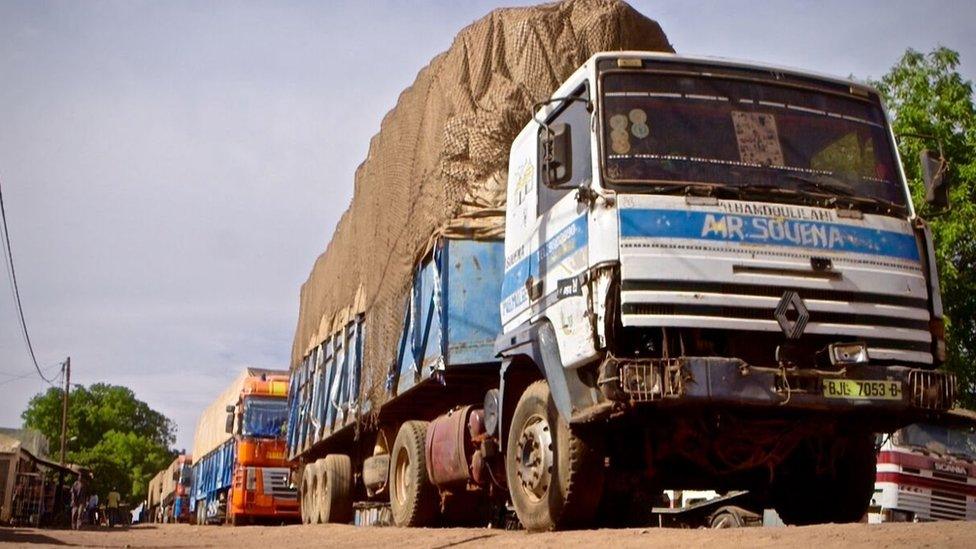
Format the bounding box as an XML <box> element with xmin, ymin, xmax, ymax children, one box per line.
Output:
<box><xmin>224</xmin><ymin>413</ymin><xmax>234</xmax><ymax>434</ymax></box>
<box><xmin>542</xmin><ymin>123</ymin><xmax>573</xmax><ymax>188</ymax></box>
<box><xmin>920</xmin><ymin>149</ymin><xmax>950</xmax><ymax>210</ymax></box>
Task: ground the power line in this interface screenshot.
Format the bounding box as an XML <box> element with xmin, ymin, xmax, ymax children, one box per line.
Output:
<box><xmin>0</xmin><ymin>360</ymin><xmax>65</xmax><ymax>378</ymax></box>
<box><xmin>0</xmin><ymin>174</ymin><xmax>56</xmax><ymax>385</ymax></box>
<box><xmin>0</xmin><ymin>361</ymin><xmax>62</xmax><ymax>387</ymax></box>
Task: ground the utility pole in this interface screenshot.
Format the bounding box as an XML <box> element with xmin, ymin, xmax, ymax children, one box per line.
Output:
<box><xmin>59</xmin><ymin>357</ymin><xmax>70</xmax><ymax>466</ymax></box>
<box><xmin>55</xmin><ymin>357</ymin><xmax>71</xmax><ymax>526</ymax></box>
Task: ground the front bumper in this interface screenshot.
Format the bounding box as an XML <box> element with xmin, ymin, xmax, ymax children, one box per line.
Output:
<box><xmin>601</xmin><ymin>356</ymin><xmax>958</xmax><ymax>429</ymax></box>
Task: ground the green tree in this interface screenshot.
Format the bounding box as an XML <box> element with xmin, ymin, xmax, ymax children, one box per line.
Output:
<box><xmin>873</xmin><ymin>47</ymin><xmax>976</xmax><ymax>407</ymax></box>
<box><xmin>21</xmin><ymin>383</ymin><xmax>177</xmax><ymax>501</ymax></box>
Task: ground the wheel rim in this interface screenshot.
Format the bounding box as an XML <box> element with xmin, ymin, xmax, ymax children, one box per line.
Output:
<box><xmin>515</xmin><ymin>412</ymin><xmax>553</xmax><ymax>503</ymax></box>
<box><xmin>393</xmin><ymin>446</ymin><xmax>411</xmax><ymax>506</ymax></box>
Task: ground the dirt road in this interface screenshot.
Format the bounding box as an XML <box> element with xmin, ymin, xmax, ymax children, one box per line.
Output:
<box><xmin>3</xmin><ymin>521</ymin><xmax>975</xmax><ymax>548</ymax></box>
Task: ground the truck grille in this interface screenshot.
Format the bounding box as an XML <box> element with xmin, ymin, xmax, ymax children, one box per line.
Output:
<box><xmin>620</xmin><ymin>280</ymin><xmax>933</xmax><ymax>365</ymax></box>
<box><xmin>261</xmin><ymin>468</ymin><xmax>297</xmax><ymax>500</ymax></box>
<box><xmin>896</xmin><ymin>489</ymin><xmax>969</xmax><ymax>521</ymax></box>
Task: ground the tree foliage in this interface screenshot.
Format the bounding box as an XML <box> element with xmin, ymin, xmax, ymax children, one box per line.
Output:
<box><xmin>873</xmin><ymin>47</ymin><xmax>976</xmax><ymax>406</ymax></box>
<box><xmin>21</xmin><ymin>383</ymin><xmax>176</xmax><ymax>501</ymax></box>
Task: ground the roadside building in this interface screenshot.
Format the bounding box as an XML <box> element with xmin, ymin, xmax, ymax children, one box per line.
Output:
<box><xmin>0</xmin><ymin>428</ymin><xmax>75</xmax><ymax>526</ymax></box>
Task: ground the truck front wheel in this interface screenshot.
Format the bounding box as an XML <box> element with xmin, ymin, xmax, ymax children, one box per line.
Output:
<box><xmin>771</xmin><ymin>433</ymin><xmax>876</xmax><ymax>525</ymax></box>
<box><xmin>506</xmin><ymin>380</ymin><xmax>604</xmax><ymax>531</ymax></box>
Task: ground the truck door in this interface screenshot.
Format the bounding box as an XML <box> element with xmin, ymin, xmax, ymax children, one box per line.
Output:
<box><xmin>530</xmin><ymin>86</ymin><xmax>597</xmax><ymax>367</ymax></box>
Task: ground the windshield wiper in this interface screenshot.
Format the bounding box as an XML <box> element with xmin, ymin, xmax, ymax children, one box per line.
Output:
<box><xmin>782</xmin><ymin>173</ymin><xmax>856</xmax><ymax>197</ymax></box>
<box><xmin>723</xmin><ymin>183</ymin><xmax>826</xmax><ymax>207</ymax></box>
<box><xmin>783</xmin><ymin>173</ymin><xmax>905</xmax><ymax>214</ymax></box>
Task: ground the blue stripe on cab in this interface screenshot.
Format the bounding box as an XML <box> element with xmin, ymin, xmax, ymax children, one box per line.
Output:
<box><xmin>620</xmin><ymin>208</ymin><xmax>919</xmax><ymax>261</ymax></box>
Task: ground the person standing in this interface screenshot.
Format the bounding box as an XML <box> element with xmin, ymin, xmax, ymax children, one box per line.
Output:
<box><xmin>107</xmin><ymin>488</ymin><xmax>121</xmax><ymax>526</ymax></box>
<box><xmin>87</xmin><ymin>492</ymin><xmax>99</xmax><ymax>527</ymax></box>
<box><xmin>70</xmin><ymin>472</ymin><xmax>90</xmax><ymax>530</ymax></box>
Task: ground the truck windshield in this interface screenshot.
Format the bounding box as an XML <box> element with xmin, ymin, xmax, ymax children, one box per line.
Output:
<box><xmin>179</xmin><ymin>464</ymin><xmax>192</xmax><ymax>486</ymax></box>
<box><xmin>895</xmin><ymin>423</ymin><xmax>976</xmax><ymax>460</ymax></box>
<box><xmin>241</xmin><ymin>396</ymin><xmax>288</xmax><ymax>438</ymax></box>
<box><xmin>600</xmin><ymin>70</ymin><xmax>907</xmax><ymax>211</ymax></box>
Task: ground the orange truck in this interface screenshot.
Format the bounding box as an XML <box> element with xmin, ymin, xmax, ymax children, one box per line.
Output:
<box><xmin>190</xmin><ymin>368</ymin><xmax>299</xmax><ymax>525</ymax></box>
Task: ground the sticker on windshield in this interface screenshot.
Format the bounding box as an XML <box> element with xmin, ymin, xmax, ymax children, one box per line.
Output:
<box><xmin>731</xmin><ymin>111</ymin><xmax>784</xmax><ymax>166</ymax></box>
<box><xmin>628</xmin><ymin>109</ymin><xmax>649</xmax><ymax>138</ymax></box>
<box><xmin>609</xmin><ymin>114</ymin><xmax>629</xmax><ymax>130</ymax></box>
<box><xmin>611</xmin><ymin>137</ymin><xmax>631</xmax><ymax>154</ymax></box>
<box><xmin>611</xmin><ymin>122</ymin><xmax>631</xmax><ymax>154</ymax></box>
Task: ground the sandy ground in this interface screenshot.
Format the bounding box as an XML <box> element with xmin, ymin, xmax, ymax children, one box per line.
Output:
<box><xmin>2</xmin><ymin>521</ymin><xmax>975</xmax><ymax>548</ymax></box>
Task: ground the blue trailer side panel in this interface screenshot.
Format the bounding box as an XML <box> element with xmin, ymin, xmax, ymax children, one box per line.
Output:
<box><xmin>190</xmin><ymin>438</ymin><xmax>236</xmax><ymax>520</ymax></box>
<box><xmin>286</xmin><ymin>316</ymin><xmax>365</xmax><ymax>460</ymax></box>
<box><xmin>287</xmin><ymin>238</ymin><xmax>502</xmax><ymax>460</ymax></box>
<box><xmin>394</xmin><ymin>239</ymin><xmax>503</xmax><ymax>395</ymax></box>
<box><xmin>443</xmin><ymin>239</ymin><xmax>505</xmax><ymax>365</ymax></box>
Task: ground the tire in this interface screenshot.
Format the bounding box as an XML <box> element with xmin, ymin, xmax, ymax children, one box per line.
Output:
<box><xmin>301</xmin><ymin>463</ymin><xmax>320</xmax><ymax>524</ymax></box>
<box><xmin>710</xmin><ymin>507</ymin><xmax>744</xmax><ymax>528</ymax></box>
<box><xmin>771</xmin><ymin>433</ymin><xmax>876</xmax><ymax>525</ymax></box>
<box><xmin>317</xmin><ymin>455</ymin><xmax>354</xmax><ymax>524</ymax></box>
<box><xmin>506</xmin><ymin>380</ymin><xmax>605</xmax><ymax>532</ymax></box>
<box><xmin>389</xmin><ymin>421</ymin><xmax>440</xmax><ymax>527</ymax></box>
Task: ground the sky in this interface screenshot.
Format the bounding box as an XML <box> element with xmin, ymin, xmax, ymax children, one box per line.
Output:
<box><xmin>1</xmin><ymin>0</ymin><xmax>974</xmax><ymax>453</ymax></box>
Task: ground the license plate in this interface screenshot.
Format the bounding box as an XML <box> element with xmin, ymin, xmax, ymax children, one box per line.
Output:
<box><xmin>823</xmin><ymin>379</ymin><xmax>902</xmax><ymax>400</ymax></box>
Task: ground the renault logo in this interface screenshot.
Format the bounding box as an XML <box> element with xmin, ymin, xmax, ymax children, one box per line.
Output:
<box><xmin>775</xmin><ymin>291</ymin><xmax>809</xmax><ymax>339</ymax></box>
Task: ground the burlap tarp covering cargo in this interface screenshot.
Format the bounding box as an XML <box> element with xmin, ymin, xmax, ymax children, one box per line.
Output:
<box><xmin>191</xmin><ymin>367</ymin><xmax>286</xmax><ymax>460</ymax></box>
<box><xmin>147</xmin><ymin>470</ymin><xmax>165</xmax><ymax>509</ymax></box>
<box><xmin>160</xmin><ymin>456</ymin><xmax>182</xmax><ymax>503</ymax></box>
<box><xmin>291</xmin><ymin>0</ymin><xmax>672</xmax><ymax>416</ymax></box>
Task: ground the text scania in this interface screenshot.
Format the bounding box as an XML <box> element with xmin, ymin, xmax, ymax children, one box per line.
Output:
<box><xmin>701</xmin><ymin>213</ymin><xmax>845</xmax><ymax>249</ymax></box>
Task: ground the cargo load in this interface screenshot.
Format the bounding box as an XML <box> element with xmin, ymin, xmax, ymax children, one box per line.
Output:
<box><xmin>290</xmin><ymin>0</ymin><xmax>672</xmax><ymax>415</ymax></box>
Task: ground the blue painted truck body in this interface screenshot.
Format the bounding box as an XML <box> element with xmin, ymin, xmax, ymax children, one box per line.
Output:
<box><xmin>287</xmin><ymin>239</ymin><xmax>504</xmax><ymax>460</ymax></box>
<box><xmin>189</xmin><ymin>438</ymin><xmax>235</xmax><ymax>522</ymax></box>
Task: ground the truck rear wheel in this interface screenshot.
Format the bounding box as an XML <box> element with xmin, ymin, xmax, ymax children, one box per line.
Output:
<box><xmin>771</xmin><ymin>433</ymin><xmax>876</xmax><ymax>525</ymax></box>
<box><xmin>506</xmin><ymin>380</ymin><xmax>605</xmax><ymax>532</ymax></box>
<box><xmin>389</xmin><ymin>420</ymin><xmax>439</xmax><ymax>527</ymax></box>
<box><xmin>300</xmin><ymin>463</ymin><xmax>319</xmax><ymax>524</ymax></box>
<box><xmin>317</xmin><ymin>455</ymin><xmax>353</xmax><ymax>524</ymax></box>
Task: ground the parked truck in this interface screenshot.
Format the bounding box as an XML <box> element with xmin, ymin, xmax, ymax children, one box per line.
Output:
<box><xmin>190</xmin><ymin>369</ymin><xmax>299</xmax><ymax>525</ymax></box>
<box><xmin>158</xmin><ymin>453</ymin><xmax>193</xmax><ymax>523</ymax></box>
<box><xmin>146</xmin><ymin>469</ymin><xmax>164</xmax><ymax>523</ymax></box>
<box><xmin>870</xmin><ymin>420</ymin><xmax>976</xmax><ymax>521</ymax></box>
<box><xmin>287</xmin><ymin>49</ymin><xmax>961</xmax><ymax>531</ymax></box>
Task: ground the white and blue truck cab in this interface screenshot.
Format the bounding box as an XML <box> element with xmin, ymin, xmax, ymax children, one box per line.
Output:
<box><xmin>494</xmin><ymin>52</ymin><xmax>956</xmax><ymax>530</ymax></box>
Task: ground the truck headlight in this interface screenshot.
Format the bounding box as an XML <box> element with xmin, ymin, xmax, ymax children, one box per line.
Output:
<box><xmin>828</xmin><ymin>342</ymin><xmax>868</xmax><ymax>366</ymax></box>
